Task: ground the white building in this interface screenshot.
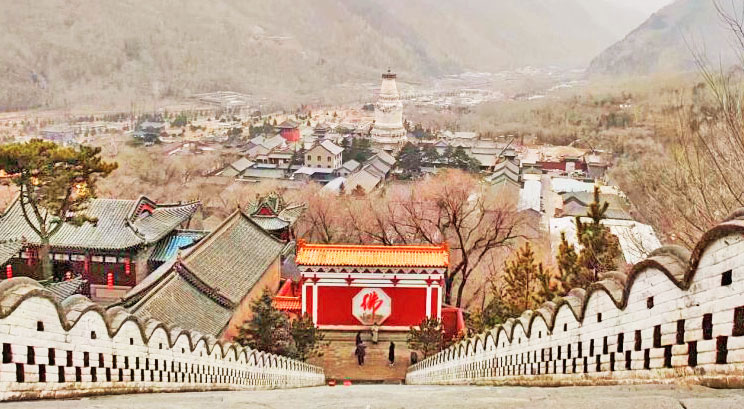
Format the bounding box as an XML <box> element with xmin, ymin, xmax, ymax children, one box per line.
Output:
<box><xmin>371</xmin><ymin>70</ymin><xmax>406</xmax><ymax>146</ymax></box>
<box><xmin>305</xmin><ymin>140</ymin><xmax>343</xmax><ymax>169</ymax></box>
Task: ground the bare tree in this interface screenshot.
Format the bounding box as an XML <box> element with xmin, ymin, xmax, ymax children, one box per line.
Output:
<box><xmin>619</xmin><ymin>2</ymin><xmax>744</xmax><ymax>249</ymax></box>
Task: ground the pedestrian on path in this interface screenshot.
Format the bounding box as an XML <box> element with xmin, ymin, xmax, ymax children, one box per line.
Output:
<box><xmin>388</xmin><ymin>341</ymin><xmax>395</xmax><ymax>367</ymax></box>
<box><xmin>371</xmin><ymin>322</ymin><xmax>379</xmax><ymax>344</ymax></box>
<box><xmin>355</xmin><ymin>342</ymin><xmax>366</xmax><ymax>366</ymax></box>
<box><xmin>355</xmin><ymin>331</ymin><xmax>362</xmax><ymax>346</ymax></box>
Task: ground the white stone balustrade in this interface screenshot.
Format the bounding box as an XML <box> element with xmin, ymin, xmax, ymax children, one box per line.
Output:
<box><xmin>407</xmin><ymin>212</ymin><xmax>744</xmax><ymax>387</ymax></box>
<box><xmin>0</xmin><ymin>278</ymin><xmax>325</xmax><ymax>401</ymax></box>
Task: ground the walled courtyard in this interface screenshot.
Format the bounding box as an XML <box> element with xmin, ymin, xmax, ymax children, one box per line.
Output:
<box><xmin>3</xmin><ymin>384</ymin><xmax>744</xmax><ymax>408</ymax></box>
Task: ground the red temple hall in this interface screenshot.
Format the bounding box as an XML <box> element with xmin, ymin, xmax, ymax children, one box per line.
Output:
<box><xmin>295</xmin><ymin>241</ymin><xmax>449</xmax><ymax>331</ymax></box>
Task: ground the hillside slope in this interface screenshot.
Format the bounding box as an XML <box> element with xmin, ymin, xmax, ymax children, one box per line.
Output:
<box><xmin>588</xmin><ymin>0</ymin><xmax>738</xmax><ymax>76</ymax></box>
<box><xmin>0</xmin><ymin>0</ymin><xmax>643</xmax><ymax>111</ymax></box>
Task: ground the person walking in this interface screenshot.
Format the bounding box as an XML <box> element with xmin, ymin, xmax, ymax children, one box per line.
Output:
<box><xmin>388</xmin><ymin>341</ymin><xmax>395</xmax><ymax>367</ymax></box>
<box><xmin>371</xmin><ymin>322</ymin><xmax>379</xmax><ymax>344</ymax></box>
<box><xmin>355</xmin><ymin>342</ymin><xmax>366</xmax><ymax>366</ymax></box>
<box><xmin>355</xmin><ymin>331</ymin><xmax>362</xmax><ymax>346</ymax></box>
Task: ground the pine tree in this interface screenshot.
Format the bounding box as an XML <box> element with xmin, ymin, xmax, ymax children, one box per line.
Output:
<box><xmin>290</xmin><ymin>314</ymin><xmax>325</xmax><ymax>361</ymax></box>
<box><xmin>576</xmin><ymin>186</ymin><xmax>622</xmax><ymax>276</ymax></box>
<box><xmin>555</xmin><ymin>186</ymin><xmax>623</xmax><ymax>292</ymax></box>
<box><xmin>556</xmin><ymin>232</ymin><xmax>585</xmax><ymax>290</ymax></box>
<box><xmin>397</xmin><ymin>142</ymin><xmax>422</xmax><ymax>178</ymax></box>
<box><xmin>407</xmin><ymin>317</ymin><xmax>444</xmax><ymax>358</ymax></box>
<box><xmin>501</xmin><ymin>242</ymin><xmax>553</xmax><ymax>312</ymax></box>
<box><xmin>0</xmin><ymin>140</ymin><xmax>117</xmax><ymax>280</ymax></box>
<box><xmin>234</xmin><ymin>290</ymin><xmax>293</xmax><ymax>356</ymax></box>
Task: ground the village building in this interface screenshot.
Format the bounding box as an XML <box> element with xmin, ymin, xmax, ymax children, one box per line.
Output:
<box><xmin>133</xmin><ymin>121</ymin><xmax>166</xmax><ymax>142</ymax></box>
<box><xmin>116</xmin><ymin>210</ymin><xmax>287</xmax><ymax>339</ymax></box>
<box><xmin>0</xmin><ymin>196</ymin><xmax>200</xmax><ymax>302</ymax></box>
<box><xmin>245</xmin><ymin>192</ymin><xmax>305</xmax><ymax>241</ymax></box>
<box><xmin>371</xmin><ymin>70</ymin><xmax>407</xmax><ymax>148</ymax></box>
<box><xmin>39</xmin><ymin>124</ymin><xmax>77</xmax><ymax>145</ymax></box>
<box><xmin>337</xmin><ymin>159</ymin><xmax>361</xmax><ymax>177</ymax></box>
<box><xmin>293</xmin><ymin>167</ymin><xmax>337</xmax><ymax>183</ymax></box>
<box><xmin>276</xmin><ymin>119</ymin><xmax>300</xmax><ymax>142</ymax></box>
<box><xmin>218</xmin><ymin>157</ymin><xmax>256</xmax><ymax>178</ymax></box>
<box><xmin>325</xmin><ymin>150</ymin><xmax>397</xmax><ymax>195</ymax></box>
<box><xmin>295</xmin><ymin>241</ymin><xmax>448</xmax><ymax>331</ymax></box>
<box><xmin>305</xmin><ymin>140</ymin><xmax>343</xmax><ymax>169</ymax></box>
<box><xmin>312</xmin><ymin>123</ymin><xmax>331</xmax><ymax>140</ymax></box>
<box><xmin>485</xmin><ymin>159</ymin><xmax>521</xmax><ymax>188</ymax></box>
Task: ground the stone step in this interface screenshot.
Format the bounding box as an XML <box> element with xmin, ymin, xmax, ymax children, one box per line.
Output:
<box><xmin>311</xmin><ymin>338</ymin><xmax>413</xmax><ymax>383</ymax></box>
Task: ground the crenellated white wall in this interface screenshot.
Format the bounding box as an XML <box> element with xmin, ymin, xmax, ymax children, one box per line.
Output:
<box><xmin>407</xmin><ymin>220</ymin><xmax>744</xmax><ymax>387</ymax></box>
<box><xmin>0</xmin><ymin>278</ymin><xmax>325</xmax><ymax>401</ymax></box>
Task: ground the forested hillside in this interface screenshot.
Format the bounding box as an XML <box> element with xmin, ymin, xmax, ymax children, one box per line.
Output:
<box><xmin>0</xmin><ymin>0</ymin><xmax>644</xmax><ymax>111</ymax></box>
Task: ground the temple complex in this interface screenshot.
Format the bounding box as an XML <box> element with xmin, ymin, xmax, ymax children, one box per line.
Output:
<box><xmin>0</xmin><ymin>195</ymin><xmax>200</xmax><ymax>302</ymax></box>
<box><xmin>245</xmin><ymin>192</ymin><xmax>305</xmax><ymax>241</ymax></box>
<box><xmin>371</xmin><ymin>70</ymin><xmax>407</xmax><ymax>148</ymax></box>
<box><xmin>295</xmin><ymin>241</ymin><xmax>448</xmax><ymax>331</ymax></box>
<box><xmin>117</xmin><ymin>209</ymin><xmax>287</xmax><ymax>339</ymax></box>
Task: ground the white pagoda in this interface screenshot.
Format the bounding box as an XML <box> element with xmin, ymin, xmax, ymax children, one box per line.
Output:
<box><xmin>371</xmin><ymin>70</ymin><xmax>406</xmax><ymax>146</ymax></box>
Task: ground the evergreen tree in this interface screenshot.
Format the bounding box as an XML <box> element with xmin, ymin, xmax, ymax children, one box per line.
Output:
<box><xmin>407</xmin><ymin>317</ymin><xmax>444</xmax><ymax>358</ymax></box>
<box><xmin>234</xmin><ymin>290</ymin><xmax>293</xmax><ymax>356</ymax></box>
<box><xmin>421</xmin><ymin>145</ymin><xmax>440</xmax><ymax>163</ymax></box>
<box><xmin>0</xmin><ymin>140</ymin><xmax>118</xmax><ymax>280</ymax></box>
<box><xmin>290</xmin><ymin>314</ymin><xmax>325</xmax><ymax>361</ymax></box>
<box><xmin>443</xmin><ymin>145</ymin><xmax>455</xmax><ymax>166</ymax></box>
<box><xmin>501</xmin><ymin>242</ymin><xmax>554</xmax><ymax>312</ymax></box>
<box><xmin>555</xmin><ymin>186</ymin><xmax>623</xmax><ymax>292</ymax></box>
<box><xmin>397</xmin><ymin>142</ymin><xmax>422</xmax><ymax>178</ymax></box>
<box><xmin>556</xmin><ymin>232</ymin><xmax>583</xmax><ymax>290</ymax></box>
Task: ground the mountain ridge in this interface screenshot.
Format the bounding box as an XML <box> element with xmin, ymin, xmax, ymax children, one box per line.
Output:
<box><xmin>0</xmin><ymin>0</ymin><xmax>649</xmax><ymax>111</ymax></box>
<box><xmin>588</xmin><ymin>0</ymin><xmax>738</xmax><ymax>76</ymax></box>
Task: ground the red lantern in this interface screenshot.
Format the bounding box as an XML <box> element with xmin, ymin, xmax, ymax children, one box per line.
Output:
<box><xmin>5</xmin><ymin>265</ymin><xmax>12</xmax><ymax>279</ymax></box>
<box><xmin>107</xmin><ymin>271</ymin><xmax>114</xmax><ymax>289</ymax></box>
<box><xmin>124</xmin><ymin>258</ymin><xmax>131</xmax><ymax>275</ymax></box>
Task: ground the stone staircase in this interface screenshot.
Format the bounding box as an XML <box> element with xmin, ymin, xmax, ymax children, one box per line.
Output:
<box><xmin>310</xmin><ymin>331</ymin><xmax>413</xmax><ymax>384</ymax></box>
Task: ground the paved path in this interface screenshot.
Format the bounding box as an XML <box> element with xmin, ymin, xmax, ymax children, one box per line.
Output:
<box><xmin>5</xmin><ymin>385</ymin><xmax>744</xmax><ymax>408</ymax></box>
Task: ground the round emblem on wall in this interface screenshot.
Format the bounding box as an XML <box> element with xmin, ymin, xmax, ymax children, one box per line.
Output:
<box><xmin>352</xmin><ymin>288</ymin><xmax>392</xmax><ymax>325</ymax></box>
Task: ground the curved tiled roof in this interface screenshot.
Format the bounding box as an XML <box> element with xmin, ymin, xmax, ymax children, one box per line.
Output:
<box><xmin>0</xmin><ymin>240</ymin><xmax>23</xmax><ymax>265</ymax></box>
<box><xmin>118</xmin><ymin>210</ymin><xmax>285</xmax><ymax>336</ymax></box>
<box><xmin>295</xmin><ymin>241</ymin><xmax>449</xmax><ymax>268</ymax></box>
<box><xmin>0</xmin><ymin>196</ymin><xmax>200</xmax><ymax>250</ymax></box>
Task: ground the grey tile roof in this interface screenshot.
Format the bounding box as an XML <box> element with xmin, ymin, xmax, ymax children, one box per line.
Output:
<box><xmin>44</xmin><ymin>277</ymin><xmax>88</xmax><ymax>302</ymax></box>
<box><xmin>345</xmin><ymin>169</ymin><xmax>381</xmax><ymax>193</ymax></box>
<box><xmin>182</xmin><ymin>211</ymin><xmax>285</xmax><ymax>304</ymax></box>
<box><xmin>131</xmin><ymin>273</ymin><xmax>233</xmax><ymax>336</ymax></box>
<box><xmin>560</xmin><ymin>201</ymin><xmax>632</xmax><ymax>220</ymax></box>
<box><xmin>251</xmin><ymin>216</ymin><xmax>290</xmax><ymax>231</ymax></box>
<box><xmin>0</xmin><ymin>196</ymin><xmax>199</xmax><ymax>250</ymax></box>
<box><xmin>341</xmin><ymin>159</ymin><xmax>361</xmax><ymax>172</ymax></box>
<box><xmin>0</xmin><ymin>240</ymin><xmax>23</xmax><ymax>265</ymax></box>
<box><xmin>121</xmin><ymin>211</ymin><xmax>285</xmax><ymax>336</ymax></box>
<box><xmin>319</xmin><ymin>140</ymin><xmax>343</xmax><ymax>155</ymax></box>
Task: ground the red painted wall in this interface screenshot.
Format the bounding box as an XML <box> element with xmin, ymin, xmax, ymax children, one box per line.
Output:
<box><xmin>280</xmin><ymin>128</ymin><xmax>300</xmax><ymax>142</ymax></box>
<box><xmin>430</xmin><ymin>287</ymin><xmax>438</xmax><ymax>318</ymax></box>
<box><xmin>304</xmin><ymin>284</ymin><xmax>313</xmax><ymax>316</ymax></box>
<box><xmin>314</xmin><ymin>286</ymin><xmax>431</xmax><ymax>327</ymax></box>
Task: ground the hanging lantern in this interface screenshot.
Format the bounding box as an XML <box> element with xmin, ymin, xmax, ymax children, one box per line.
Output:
<box><xmin>107</xmin><ymin>271</ymin><xmax>114</xmax><ymax>289</ymax></box>
<box><xmin>124</xmin><ymin>258</ymin><xmax>131</xmax><ymax>275</ymax></box>
<box><xmin>5</xmin><ymin>265</ymin><xmax>12</xmax><ymax>279</ymax></box>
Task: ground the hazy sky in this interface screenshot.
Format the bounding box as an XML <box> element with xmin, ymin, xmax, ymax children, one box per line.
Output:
<box><xmin>616</xmin><ymin>0</ymin><xmax>676</xmax><ymax>15</ymax></box>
